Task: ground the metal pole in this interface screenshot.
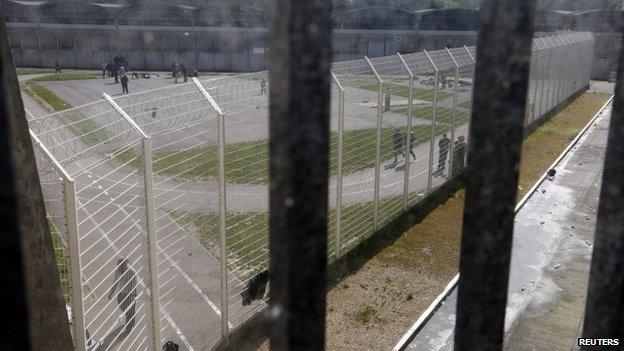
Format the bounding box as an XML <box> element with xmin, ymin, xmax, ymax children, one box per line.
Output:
<box><xmin>397</xmin><ymin>52</ymin><xmax>414</xmax><ymax>210</ymax></box>
<box><xmin>191</xmin><ymin>78</ymin><xmax>230</xmax><ymax>340</ymax></box>
<box><xmin>103</xmin><ymin>93</ymin><xmax>162</xmax><ymax>348</ymax></box>
<box><xmin>30</xmin><ymin>130</ymin><xmax>82</xmax><ymax>349</ymax></box>
<box><xmin>446</xmin><ymin>48</ymin><xmax>460</xmax><ymax>178</ymax></box>
<box><xmin>331</xmin><ymin>70</ymin><xmax>345</xmax><ymax>258</ymax></box>
<box><xmin>267</xmin><ymin>0</ymin><xmax>332</xmax><ymax>347</ymax></box>
<box><xmin>463</xmin><ymin>45</ymin><xmax>476</xmax><ymax>150</ymax></box>
<box><xmin>581</xmin><ymin>36</ymin><xmax>624</xmax><ymax>344</ymax></box>
<box><xmin>141</xmin><ymin>138</ymin><xmax>161</xmax><ymax>351</ymax></box>
<box><xmin>424</xmin><ymin>50</ymin><xmax>438</xmax><ymax>194</ymax></box>
<box><xmin>64</xmin><ymin>179</ymin><xmax>87</xmax><ymax>351</ymax></box>
<box><xmin>454</xmin><ymin>0</ymin><xmax>536</xmax><ymax>349</ymax></box>
<box><xmin>365</xmin><ymin>56</ymin><xmax>383</xmax><ymax>230</ymax></box>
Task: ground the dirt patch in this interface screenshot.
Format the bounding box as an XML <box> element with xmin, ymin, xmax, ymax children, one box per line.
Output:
<box><xmin>250</xmin><ymin>92</ymin><xmax>611</xmax><ymax>351</ymax></box>
<box><xmin>324</xmin><ymin>92</ymin><xmax>611</xmax><ymax>351</ymax></box>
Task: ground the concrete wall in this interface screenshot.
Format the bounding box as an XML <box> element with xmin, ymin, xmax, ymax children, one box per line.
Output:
<box><xmin>7</xmin><ymin>22</ymin><xmax>616</xmax><ymax>80</ymax></box>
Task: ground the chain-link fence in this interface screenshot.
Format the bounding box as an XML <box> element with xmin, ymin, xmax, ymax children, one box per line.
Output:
<box><xmin>28</xmin><ymin>31</ymin><xmax>594</xmax><ymax>351</ymax></box>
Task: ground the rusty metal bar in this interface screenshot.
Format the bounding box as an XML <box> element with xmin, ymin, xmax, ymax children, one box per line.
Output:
<box><xmin>267</xmin><ymin>0</ymin><xmax>332</xmax><ymax>349</ymax></box>
<box><xmin>454</xmin><ymin>1</ymin><xmax>537</xmax><ymax>350</ymax></box>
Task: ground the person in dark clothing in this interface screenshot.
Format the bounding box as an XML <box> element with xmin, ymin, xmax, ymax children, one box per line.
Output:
<box><xmin>54</xmin><ymin>61</ymin><xmax>61</xmax><ymax>75</ymax></box>
<box><xmin>108</xmin><ymin>258</ymin><xmax>137</xmax><ymax>333</ymax></box>
<box><xmin>406</xmin><ymin>131</ymin><xmax>416</xmax><ymax>160</ymax></box>
<box><xmin>259</xmin><ymin>78</ymin><xmax>267</xmax><ymax>95</ymax></box>
<box><xmin>384</xmin><ymin>87</ymin><xmax>392</xmax><ymax>112</ymax></box>
<box><xmin>393</xmin><ymin>129</ymin><xmax>404</xmax><ymax>163</ymax></box>
<box><xmin>451</xmin><ymin>136</ymin><xmax>467</xmax><ymax>176</ymax></box>
<box><xmin>120</xmin><ymin>73</ymin><xmax>129</xmax><ymax>94</ymax></box>
<box><xmin>435</xmin><ymin>133</ymin><xmax>451</xmax><ymax>176</ymax></box>
<box><xmin>172</xmin><ymin>62</ymin><xmax>179</xmax><ymax>83</ymax></box>
<box><xmin>241</xmin><ymin>270</ymin><xmax>270</xmax><ymax>305</ymax></box>
<box><xmin>180</xmin><ymin>62</ymin><xmax>188</xmax><ymax>82</ymax></box>
<box><xmin>101</xmin><ymin>62</ymin><xmax>107</xmax><ymax>78</ymax></box>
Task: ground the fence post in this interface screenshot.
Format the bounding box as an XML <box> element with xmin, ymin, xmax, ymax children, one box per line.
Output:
<box><xmin>29</xmin><ymin>129</ymin><xmax>83</xmax><ymax>349</ymax></box>
<box><xmin>103</xmin><ymin>93</ymin><xmax>161</xmax><ymax>350</ymax></box>
<box><xmin>365</xmin><ymin>56</ymin><xmax>383</xmax><ymax>230</ymax></box>
<box><xmin>446</xmin><ymin>48</ymin><xmax>460</xmax><ymax>178</ymax></box>
<box><xmin>424</xmin><ymin>50</ymin><xmax>438</xmax><ymax>194</ymax></box>
<box><xmin>463</xmin><ymin>46</ymin><xmax>476</xmax><ymax>151</ymax></box>
<box><xmin>331</xmin><ymin>70</ymin><xmax>345</xmax><ymax>258</ymax></box>
<box><xmin>397</xmin><ymin>52</ymin><xmax>414</xmax><ymax>210</ymax></box>
<box><xmin>192</xmin><ymin>78</ymin><xmax>230</xmax><ymax>341</ymax></box>
<box><xmin>64</xmin><ymin>178</ymin><xmax>87</xmax><ymax>351</ymax></box>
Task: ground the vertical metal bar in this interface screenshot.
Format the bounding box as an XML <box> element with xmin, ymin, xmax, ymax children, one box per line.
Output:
<box><xmin>64</xmin><ymin>179</ymin><xmax>87</xmax><ymax>351</ymax></box>
<box><xmin>141</xmin><ymin>138</ymin><xmax>161</xmax><ymax>351</ymax></box>
<box><xmin>537</xmin><ymin>39</ymin><xmax>548</xmax><ymax>118</ymax></box>
<box><xmin>530</xmin><ymin>41</ymin><xmax>541</xmax><ymax>124</ymax></box>
<box><xmin>331</xmin><ymin>70</ymin><xmax>345</xmax><ymax>258</ymax></box>
<box><xmin>267</xmin><ymin>0</ymin><xmax>332</xmax><ymax>348</ymax></box>
<box><xmin>463</xmin><ymin>45</ymin><xmax>476</xmax><ymax>149</ymax></box>
<box><xmin>103</xmin><ymin>93</ymin><xmax>161</xmax><ymax>348</ymax></box>
<box><xmin>191</xmin><ymin>78</ymin><xmax>230</xmax><ymax>341</ymax></box>
<box><xmin>424</xmin><ymin>50</ymin><xmax>438</xmax><ymax>193</ymax></box>
<box><xmin>446</xmin><ymin>48</ymin><xmax>460</xmax><ymax>177</ymax></box>
<box><xmin>217</xmin><ymin>111</ymin><xmax>229</xmax><ymax>341</ymax></box>
<box><xmin>397</xmin><ymin>52</ymin><xmax>414</xmax><ymax>209</ymax></box>
<box><xmin>455</xmin><ymin>0</ymin><xmax>536</xmax><ymax>350</ymax></box>
<box><xmin>365</xmin><ymin>56</ymin><xmax>383</xmax><ymax>230</ymax></box>
<box><xmin>581</xmin><ymin>34</ymin><xmax>624</xmax><ymax>346</ymax></box>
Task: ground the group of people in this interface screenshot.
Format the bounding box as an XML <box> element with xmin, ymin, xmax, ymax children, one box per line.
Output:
<box><xmin>434</xmin><ymin>133</ymin><xmax>467</xmax><ymax>177</ymax></box>
<box><xmin>101</xmin><ymin>56</ymin><xmax>131</xmax><ymax>94</ymax></box>
<box><xmin>392</xmin><ymin>130</ymin><xmax>467</xmax><ymax>177</ymax></box>
<box><xmin>171</xmin><ymin>62</ymin><xmax>190</xmax><ymax>83</ymax></box>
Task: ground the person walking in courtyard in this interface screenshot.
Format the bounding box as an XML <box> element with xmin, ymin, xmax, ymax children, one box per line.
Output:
<box><xmin>172</xmin><ymin>62</ymin><xmax>179</xmax><ymax>83</ymax></box>
<box><xmin>384</xmin><ymin>87</ymin><xmax>392</xmax><ymax>112</ymax></box>
<box><xmin>54</xmin><ymin>61</ymin><xmax>62</xmax><ymax>75</ymax></box>
<box><xmin>120</xmin><ymin>70</ymin><xmax>129</xmax><ymax>94</ymax></box>
<box><xmin>101</xmin><ymin>61</ymin><xmax>107</xmax><ymax>78</ymax></box>
<box><xmin>259</xmin><ymin>78</ymin><xmax>267</xmax><ymax>95</ymax></box>
<box><xmin>108</xmin><ymin>258</ymin><xmax>137</xmax><ymax>333</ymax></box>
<box><xmin>435</xmin><ymin>133</ymin><xmax>451</xmax><ymax>176</ymax></box>
<box><xmin>405</xmin><ymin>131</ymin><xmax>416</xmax><ymax>161</ymax></box>
<box><xmin>393</xmin><ymin>129</ymin><xmax>404</xmax><ymax>163</ymax></box>
<box><xmin>180</xmin><ymin>62</ymin><xmax>188</xmax><ymax>82</ymax></box>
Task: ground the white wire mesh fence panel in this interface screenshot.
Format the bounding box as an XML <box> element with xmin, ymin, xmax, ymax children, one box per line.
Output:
<box><xmin>75</xmin><ymin>141</ymin><xmax>153</xmax><ymax>351</ymax></box>
<box><xmin>400</xmin><ymin>51</ymin><xmax>438</xmax><ymax>207</ymax></box>
<box><xmin>27</xmin><ymin>32</ymin><xmax>594</xmax><ymax>351</ymax></box>
<box><xmin>199</xmin><ymin>72</ymin><xmax>271</xmax><ymax>329</ymax></box>
<box><xmin>114</xmin><ymin>83</ymin><xmax>224</xmax><ymax>350</ymax></box>
<box><xmin>368</xmin><ymin>55</ymin><xmax>412</xmax><ymax>229</ymax></box>
<box><xmin>33</xmin><ymin>144</ymin><xmax>73</xmax><ymax>305</ymax></box>
<box><xmin>331</xmin><ymin>58</ymin><xmax>381</xmax><ymax>253</ymax></box>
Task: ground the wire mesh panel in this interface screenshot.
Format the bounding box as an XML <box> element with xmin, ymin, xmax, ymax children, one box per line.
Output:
<box><xmin>32</xmin><ymin>143</ymin><xmax>73</xmax><ymax>305</ymax></box>
<box><xmin>400</xmin><ymin>51</ymin><xmax>437</xmax><ymax>206</ymax></box>
<box><xmin>74</xmin><ymin>141</ymin><xmax>153</xmax><ymax>350</ymax></box>
<box><xmin>331</xmin><ymin>59</ymin><xmax>381</xmax><ymax>253</ymax></box>
<box><xmin>328</xmin><ymin>81</ymin><xmax>342</xmax><ymax>262</ymax></box>
<box><xmin>368</xmin><ymin>55</ymin><xmax>411</xmax><ymax>228</ymax></box>
<box><xmin>114</xmin><ymin>83</ymin><xmax>224</xmax><ymax>350</ymax></box>
<box><xmin>199</xmin><ymin>72</ymin><xmax>271</xmax><ymax>330</ymax></box>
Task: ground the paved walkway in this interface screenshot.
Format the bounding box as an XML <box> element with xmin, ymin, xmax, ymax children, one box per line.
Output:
<box><xmin>401</xmin><ymin>102</ymin><xmax>612</xmax><ymax>351</ymax></box>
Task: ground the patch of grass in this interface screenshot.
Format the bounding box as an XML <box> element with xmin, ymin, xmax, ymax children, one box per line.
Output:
<box><xmin>31</xmin><ymin>72</ymin><xmax>102</xmax><ymax>82</ymax></box>
<box><xmin>355</xmin><ymin>305</ymin><xmax>376</xmax><ymax>323</ymax></box>
<box><xmin>16</xmin><ymin>68</ymin><xmax>54</xmax><ymax>76</ymax></box>
<box><xmin>355</xmin><ymin>81</ymin><xmax>452</xmax><ymax>102</ymax></box>
<box><xmin>23</xmin><ymin>82</ymin><xmax>72</xmax><ymax>111</ymax></box>
<box><xmin>49</xmin><ymin>220</ymin><xmax>71</xmax><ymax>303</ymax></box>
<box><xmin>153</xmin><ymin>124</ymin><xmax>455</xmax><ymax>184</ymax></box>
